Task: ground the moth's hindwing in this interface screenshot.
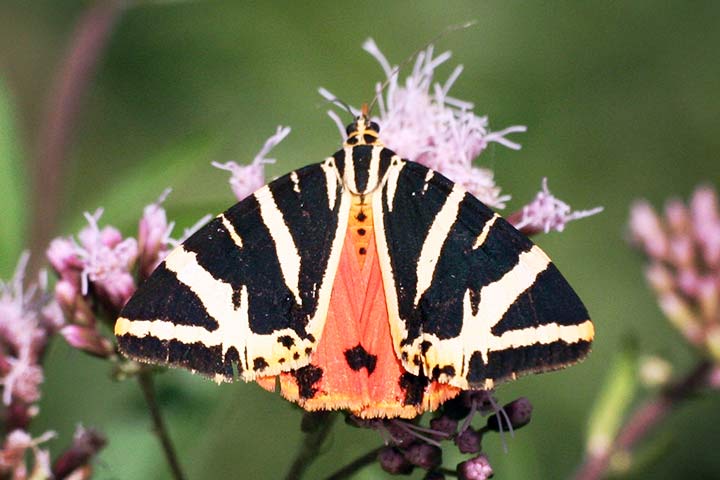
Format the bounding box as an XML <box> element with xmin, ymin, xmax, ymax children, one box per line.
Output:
<box><xmin>115</xmin><ymin>161</ymin><xmax>350</xmax><ymax>382</ymax></box>
<box><xmin>373</xmin><ymin>159</ymin><xmax>594</xmax><ymax>390</ymax></box>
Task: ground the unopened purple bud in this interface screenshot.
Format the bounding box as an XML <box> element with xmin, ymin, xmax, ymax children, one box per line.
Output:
<box><xmin>462</xmin><ymin>390</ymin><xmax>495</xmax><ymax>415</ymax></box>
<box><xmin>457</xmin><ymin>454</ymin><xmax>494</xmax><ymax>480</ymax></box>
<box><xmin>60</xmin><ymin>325</ymin><xmax>114</xmax><ymax>358</ymax></box>
<box><xmin>377</xmin><ymin>446</ymin><xmax>413</xmax><ymax>475</ymax></box>
<box><xmin>455</xmin><ymin>427</ymin><xmax>482</xmax><ymax>454</ymax></box>
<box><xmin>486</xmin><ymin>397</ymin><xmax>533</xmax><ymax>431</ymax></box>
<box><xmin>404</xmin><ymin>443</ymin><xmax>442</xmax><ymax>470</ymax></box>
<box><xmin>429</xmin><ymin>416</ymin><xmax>458</xmax><ymax>437</ymax></box>
<box><xmin>52</xmin><ymin>426</ymin><xmax>106</xmax><ymax>479</ymax></box>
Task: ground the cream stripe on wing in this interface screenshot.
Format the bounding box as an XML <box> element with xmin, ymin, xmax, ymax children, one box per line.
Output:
<box><xmin>413</xmin><ymin>186</ymin><xmax>466</xmax><ymax>306</ymax></box>
<box><xmin>115</xmin><ymin>246</ymin><xmax>242</xmax><ymax>349</ymax></box>
<box><xmin>365</xmin><ymin>145</ymin><xmax>382</xmax><ymax>192</ymax></box>
<box><xmin>384</xmin><ymin>156</ymin><xmax>404</xmax><ymax>212</ymax></box>
<box><xmin>473</xmin><ymin>213</ymin><xmax>500</xmax><ymax>249</ymax></box>
<box><xmin>476</xmin><ymin>245</ymin><xmax>551</xmax><ymax>329</ymax></box>
<box><xmin>458</xmin><ymin>245</ymin><xmax>552</xmax><ymax>364</ymax></box>
<box><xmin>489</xmin><ymin>320</ymin><xmax>594</xmax><ymax>352</ymax></box>
<box><xmin>321</xmin><ymin>158</ymin><xmax>338</xmax><ymax>210</ymax></box>
<box><xmin>255</xmin><ymin>187</ymin><xmax>302</xmax><ymax>304</ymax></box>
<box><xmin>220</xmin><ymin>214</ymin><xmax>243</xmax><ymax>248</ymax></box>
<box><xmin>422</xmin><ymin>169</ymin><xmax>434</xmax><ymax>193</ymax></box>
<box><xmin>343</xmin><ymin>147</ymin><xmax>356</xmax><ymax>193</ymax></box>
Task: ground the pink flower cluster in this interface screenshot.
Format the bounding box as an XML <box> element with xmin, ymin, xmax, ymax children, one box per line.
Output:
<box><xmin>509</xmin><ymin>178</ymin><xmax>604</xmax><ymax>236</ymax></box>
<box><xmin>46</xmin><ymin>190</ymin><xmax>209</xmax><ymax>359</ymax></box>
<box><xmin>629</xmin><ymin>185</ymin><xmax>720</xmax><ymax>357</ymax></box>
<box><xmin>0</xmin><ymin>429</ymin><xmax>55</xmax><ymax>479</ymax></box>
<box><xmin>317</xmin><ymin>40</ymin><xmax>601</xmax><ymax>232</ymax></box>
<box><xmin>0</xmin><ymin>257</ymin><xmax>55</xmax><ymax>480</ymax></box>
<box><xmin>0</xmin><ymin>253</ymin><xmax>63</xmax><ymax>407</ymax></box>
<box><xmin>213</xmin><ymin>126</ymin><xmax>291</xmax><ymax>201</ymax></box>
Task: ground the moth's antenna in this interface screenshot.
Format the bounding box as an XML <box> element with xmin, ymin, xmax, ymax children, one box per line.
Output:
<box><xmin>366</xmin><ymin>21</ymin><xmax>477</xmax><ymax>117</ymax></box>
<box><xmin>318</xmin><ymin>87</ymin><xmax>356</xmax><ymax>119</ymax></box>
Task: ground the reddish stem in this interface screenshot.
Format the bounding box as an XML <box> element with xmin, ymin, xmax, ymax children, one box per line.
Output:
<box><xmin>573</xmin><ymin>360</ymin><xmax>712</xmax><ymax>480</ymax></box>
<box><xmin>30</xmin><ymin>0</ymin><xmax>124</xmax><ymax>271</ymax></box>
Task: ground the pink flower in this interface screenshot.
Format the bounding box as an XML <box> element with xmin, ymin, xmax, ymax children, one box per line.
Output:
<box><xmin>0</xmin><ymin>429</ymin><xmax>55</xmax><ymax>479</ymax></box>
<box><xmin>138</xmin><ymin>188</ymin><xmax>175</xmax><ymax>279</ymax></box>
<box><xmin>61</xmin><ymin>209</ymin><xmax>138</xmax><ymax>311</ymax></box>
<box><xmin>0</xmin><ymin>253</ymin><xmax>63</xmax><ymax>406</ymax></box>
<box><xmin>510</xmin><ymin>178</ymin><xmax>603</xmax><ymax>235</ymax></box>
<box><xmin>213</xmin><ymin>126</ymin><xmax>291</xmax><ymax>201</ymax></box>
<box><xmin>321</xmin><ymin>39</ymin><xmax>526</xmax><ymax>209</ymax></box>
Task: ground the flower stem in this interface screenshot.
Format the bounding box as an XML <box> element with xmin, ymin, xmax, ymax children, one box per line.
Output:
<box><xmin>137</xmin><ymin>370</ymin><xmax>187</xmax><ymax>480</ymax></box>
<box><xmin>323</xmin><ymin>446</ymin><xmax>382</xmax><ymax>480</ymax></box>
<box><xmin>284</xmin><ymin>412</ymin><xmax>337</xmax><ymax>480</ymax></box>
<box><xmin>573</xmin><ymin>360</ymin><xmax>713</xmax><ymax>480</ymax></box>
<box><xmin>30</xmin><ymin>0</ymin><xmax>124</xmax><ymax>272</ymax></box>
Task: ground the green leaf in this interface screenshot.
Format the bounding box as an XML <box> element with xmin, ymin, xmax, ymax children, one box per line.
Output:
<box><xmin>0</xmin><ymin>78</ymin><xmax>26</xmax><ymax>277</ymax></box>
<box><xmin>584</xmin><ymin>340</ymin><xmax>639</xmax><ymax>458</ymax></box>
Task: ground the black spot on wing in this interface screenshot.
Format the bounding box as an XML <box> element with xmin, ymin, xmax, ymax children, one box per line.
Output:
<box><xmin>120</xmin><ymin>263</ymin><xmax>219</xmax><ymax>331</ymax></box>
<box><xmin>466</xmin><ymin>340</ymin><xmax>592</xmax><ymax>386</ymax></box>
<box><xmin>492</xmin><ymin>263</ymin><xmax>590</xmax><ymax>336</ymax></box>
<box><xmin>277</xmin><ymin>336</ymin><xmax>295</xmax><ymax>348</ymax></box>
<box><xmin>344</xmin><ymin>344</ymin><xmax>377</xmax><ymax>374</ymax></box>
<box><xmin>399</xmin><ymin>372</ymin><xmax>429</xmax><ymax>407</ymax></box>
<box><xmin>292</xmin><ymin>365</ymin><xmax>324</xmax><ymax>399</ymax></box>
<box><xmin>431</xmin><ymin>365</ymin><xmax>456</xmax><ymax>380</ymax></box>
<box><xmin>253</xmin><ymin>357</ymin><xmax>269</xmax><ymax>371</ymax></box>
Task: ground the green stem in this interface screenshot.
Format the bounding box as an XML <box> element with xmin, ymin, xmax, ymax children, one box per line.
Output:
<box><xmin>285</xmin><ymin>412</ymin><xmax>337</xmax><ymax>480</ymax></box>
<box><xmin>323</xmin><ymin>446</ymin><xmax>382</xmax><ymax>480</ymax></box>
<box><xmin>137</xmin><ymin>370</ymin><xmax>187</xmax><ymax>480</ymax></box>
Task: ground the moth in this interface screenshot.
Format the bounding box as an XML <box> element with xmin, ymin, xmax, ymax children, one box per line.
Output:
<box><xmin>115</xmin><ymin>110</ymin><xmax>594</xmax><ymax>418</ymax></box>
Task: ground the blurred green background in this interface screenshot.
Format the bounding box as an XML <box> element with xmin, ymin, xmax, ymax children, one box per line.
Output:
<box><xmin>1</xmin><ymin>1</ymin><xmax>719</xmax><ymax>478</ymax></box>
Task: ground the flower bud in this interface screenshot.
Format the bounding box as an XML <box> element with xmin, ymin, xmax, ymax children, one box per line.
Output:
<box><xmin>486</xmin><ymin>397</ymin><xmax>533</xmax><ymax>431</ymax></box>
<box><xmin>60</xmin><ymin>325</ymin><xmax>114</xmax><ymax>358</ymax></box>
<box><xmin>457</xmin><ymin>454</ymin><xmax>493</xmax><ymax>480</ymax></box>
<box><xmin>404</xmin><ymin>443</ymin><xmax>442</xmax><ymax>470</ymax></box>
<box><xmin>377</xmin><ymin>446</ymin><xmax>413</xmax><ymax>475</ymax></box>
<box><xmin>455</xmin><ymin>427</ymin><xmax>482</xmax><ymax>454</ymax></box>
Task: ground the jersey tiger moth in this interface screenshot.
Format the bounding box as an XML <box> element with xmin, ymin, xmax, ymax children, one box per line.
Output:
<box><xmin>114</xmin><ymin>111</ymin><xmax>594</xmax><ymax>419</ymax></box>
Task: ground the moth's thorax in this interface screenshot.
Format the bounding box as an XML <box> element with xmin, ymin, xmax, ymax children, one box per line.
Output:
<box><xmin>331</xmin><ymin>143</ymin><xmax>394</xmax><ymax>196</ymax></box>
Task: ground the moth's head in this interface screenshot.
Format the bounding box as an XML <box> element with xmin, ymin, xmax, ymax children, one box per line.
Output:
<box><xmin>343</xmin><ymin>115</ymin><xmax>382</xmax><ymax>147</ymax></box>
<box><xmin>331</xmin><ymin>133</ymin><xmax>393</xmax><ymax>196</ymax></box>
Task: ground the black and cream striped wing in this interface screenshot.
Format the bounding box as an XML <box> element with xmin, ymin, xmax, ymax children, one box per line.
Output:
<box><xmin>373</xmin><ymin>159</ymin><xmax>594</xmax><ymax>390</ymax></box>
<box><xmin>115</xmin><ymin>160</ymin><xmax>351</xmax><ymax>382</ymax></box>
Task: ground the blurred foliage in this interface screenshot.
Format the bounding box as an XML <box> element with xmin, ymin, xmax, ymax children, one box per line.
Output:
<box><xmin>0</xmin><ymin>1</ymin><xmax>718</xmax><ymax>478</ymax></box>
